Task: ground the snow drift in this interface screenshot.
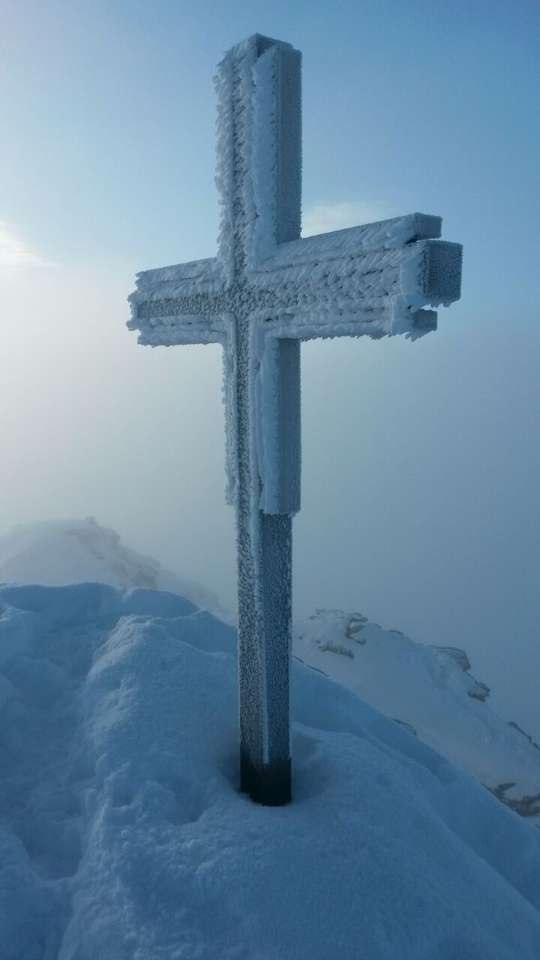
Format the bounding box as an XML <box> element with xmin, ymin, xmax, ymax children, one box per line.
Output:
<box><xmin>1</xmin><ymin>519</ymin><xmax>538</xmax><ymax>823</ymax></box>
<box><xmin>0</xmin><ymin>582</ymin><xmax>539</xmax><ymax>959</ymax></box>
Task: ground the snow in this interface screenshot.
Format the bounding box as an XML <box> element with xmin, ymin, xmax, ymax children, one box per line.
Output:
<box><xmin>0</xmin><ymin>519</ymin><xmax>228</xmax><ymax>621</ymax></box>
<box><xmin>296</xmin><ymin>609</ymin><xmax>540</xmax><ymax>822</ymax></box>
<box><xmin>2</xmin><ymin>520</ymin><xmax>538</xmax><ymax>823</ymax></box>
<box><xmin>1</xmin><ymin>581</ymin><xmax>540</xmax><ymax>960</ymax></box>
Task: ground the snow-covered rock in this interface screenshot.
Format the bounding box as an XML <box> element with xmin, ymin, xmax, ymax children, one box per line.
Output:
<box><xmin>0</xmin><ymin>582</ymin><xmax>539</xmax><ymax>959</ymax></box>
<box><xmin>295</xmin><ymin>609</ymin><xmax>540</xmax><ymax>822</ymax></box>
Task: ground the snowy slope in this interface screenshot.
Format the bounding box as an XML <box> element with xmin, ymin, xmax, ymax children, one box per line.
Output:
<box><xmin>1</xmin><ymin>519</ymin><xmax>538</xmax><ymax>824</ymax></box>
<box><xmin>0</xmin><ymin>519</ymin><xmax>228</xmax><ymax>620</ymax></box>
<box><xmin>295</xmin><ymin>610</ymin><xmax>540</xmax><ymax>821</ymax></box>
<box><xmin>0</xmin><ymin>582</ymin><xmax>539</xmax><ymax>960</ymax></box>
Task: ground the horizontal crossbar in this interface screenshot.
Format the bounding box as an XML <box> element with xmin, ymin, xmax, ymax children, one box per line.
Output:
<box><xmin>128</xmin><ymin>217</ymin><xmax>461</xmax><ymax>346</ymax></box>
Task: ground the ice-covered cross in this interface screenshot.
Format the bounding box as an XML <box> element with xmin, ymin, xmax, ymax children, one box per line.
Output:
<box><xmin>128</xmin><ymin>34</ymin><xmax>462</xmax><ymax>805</ymax></box>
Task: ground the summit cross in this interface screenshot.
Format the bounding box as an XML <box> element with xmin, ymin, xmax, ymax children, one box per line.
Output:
<box><xmin>128</xmin><ymin>34</ymin><xmax>463</xmax><ymax>805</ymax></box>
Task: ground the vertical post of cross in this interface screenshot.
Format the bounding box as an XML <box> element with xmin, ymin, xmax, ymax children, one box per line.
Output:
<box><xmin>218</xmin><ymin>35</ymin><xmax>302</xmax><ymax>804</ymax></box>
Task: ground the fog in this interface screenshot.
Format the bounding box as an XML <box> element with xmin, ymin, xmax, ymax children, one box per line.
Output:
<box><xmin>1</xmin><ymin>258</ymin><xmax>539</xmax><ymax>741</ymax></box>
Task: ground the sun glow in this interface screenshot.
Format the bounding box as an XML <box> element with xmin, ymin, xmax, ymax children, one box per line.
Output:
<box><xmin>0</xmin><ymin>222</ymin><xmax>49</xmax><ymax>270</ymax></box>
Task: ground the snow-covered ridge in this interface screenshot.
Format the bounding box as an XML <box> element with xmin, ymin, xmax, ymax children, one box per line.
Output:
<box><xmin>0</xmin><ymin>518</ymin><xmax>228</xmax><ymax>621</ymax></box>
<box><xmin>0</xmin><ymin>582</ymin><xmax>539</xmax><ymax>958</ymax></box>
<box><xmin>296</xmin><ymin>610</ymin><xmax>540</xmax><ymax>822</ymax></box>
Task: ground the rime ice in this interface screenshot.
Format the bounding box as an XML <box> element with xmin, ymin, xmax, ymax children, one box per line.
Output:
<box><xmin>128</xmin><ymin>34</ymin><xmax>463</xmax><ymax>804</ymax></box>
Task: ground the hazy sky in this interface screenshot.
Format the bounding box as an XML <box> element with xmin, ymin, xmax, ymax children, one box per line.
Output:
<box><xmin>1</xmin><ymin>0</ymin><xmax>539</xmax><ymax>736</ymax></box>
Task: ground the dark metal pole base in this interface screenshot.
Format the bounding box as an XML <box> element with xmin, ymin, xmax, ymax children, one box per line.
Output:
<box><xmin>240</xmin><ymin>751</ymin><xmax>292</xmax><ymax>806</ymax></box>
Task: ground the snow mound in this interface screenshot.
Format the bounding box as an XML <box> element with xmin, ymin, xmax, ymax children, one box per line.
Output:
<box><xmin>296</xmin><ymin>609</ymin><xmax>540</xmax><ymax>821</ymax></box>
<box><xmin>1</xmin><ymin>584</ymin><xmax>540</xmax><ymax>959</ymax></box>
<box><xmin>2</xmin><ymin>520</ymin><xmax>538</xmax><ymax>824</ymax></box>
<box><xmin>0</xmin><ymin>518</ymin><xmax>228</xmax><ymax>619</ymax></box>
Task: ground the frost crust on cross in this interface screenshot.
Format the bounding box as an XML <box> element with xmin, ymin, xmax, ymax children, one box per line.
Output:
<box><xmin>128</xmin><ymin>34</ymin><xmax>462</xmax><ymax>804</ymax></box>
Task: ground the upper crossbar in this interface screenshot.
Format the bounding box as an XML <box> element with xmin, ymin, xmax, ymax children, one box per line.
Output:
<box><xmin>256</xmin><ymin>212</ymin><xmax>442</xmax><ymax>273</ymax></box>
<box><xmin>128</xmin><ymin>213</ymin><xmax>462</xmax><ymax>346</ymax></box>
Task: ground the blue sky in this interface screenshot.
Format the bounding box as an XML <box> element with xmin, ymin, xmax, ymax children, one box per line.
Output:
<box><xmin>2</xmin><ymin>0</ymin><xmax>540</xmax><ymax>312</ymax></box>
<box><xmin>1</xmin><ymin>1</ymin><xmax>540</xmax><ymax>735</ymax></box>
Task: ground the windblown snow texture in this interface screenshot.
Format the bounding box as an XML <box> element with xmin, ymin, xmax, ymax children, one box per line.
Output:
<box><xmin>128</xmin><ymin>34</ymin><xmax>462</xmax><ymax>514</ymax></box>
<box><xmin>1</xmin><ymin>583</ymin><xmax>539</xmax><ymax>959</ymax></box>
<box><xmin>127</xmin><ymin>33</ymin><xmax>463</xmax><ymax>801</ymax></box>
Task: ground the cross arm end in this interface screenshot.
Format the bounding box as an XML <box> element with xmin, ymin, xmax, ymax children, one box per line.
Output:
<box><xmin>401</xmin><ymin>240</ymin><xmax>463</xmax><ymax>308</ymax></box>
<box><xmin>128</xmin><ymin>256</ymin><xmax>227</xmax><ymax>347</ymax></box>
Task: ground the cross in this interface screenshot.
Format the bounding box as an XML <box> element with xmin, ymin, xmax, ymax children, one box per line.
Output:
<box><xmin>128</xmin><ymin>34</ymin><xmax>462</xmax><ymax>806</ymax></box>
